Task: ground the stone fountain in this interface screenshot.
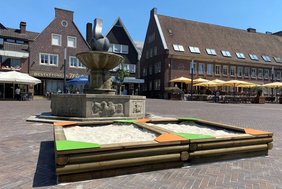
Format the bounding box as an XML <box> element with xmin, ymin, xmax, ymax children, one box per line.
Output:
<box><xmin>51</xmin><ymin>19</ymin><xmax>146</xmax><ymax>120</ymax></box>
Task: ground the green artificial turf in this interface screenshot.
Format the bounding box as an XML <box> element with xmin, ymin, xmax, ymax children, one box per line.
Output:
<box><xmin>177</xmin><ymin>117</ymin><xmax>201</xmax><ymax>121</ymax></box>
<box><xmin>56</xmin><ymin>140</ymin><xmax>101</xmax><ymax>151</ymax></box>
<box><xmin>175</xmin><ymin>132</ymin><xmax>214</xmax><ymax>140</ymax></box>
<box><xmin>114</xmin><ymin>119</ymin><xmax>136</xmax><ymax>123</ymax></box>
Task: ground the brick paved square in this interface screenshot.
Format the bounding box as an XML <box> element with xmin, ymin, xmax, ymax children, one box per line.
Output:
<box><xmin>0</xmin><ymin>99</ymin><xmax>281</xmax><ymax>189</ymax></box>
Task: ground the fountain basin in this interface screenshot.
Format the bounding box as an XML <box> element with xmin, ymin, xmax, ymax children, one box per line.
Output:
<box><xmin>76</xmin><ymin>51</ymin><xmax>124</xmax><ymax>70</ymax></box>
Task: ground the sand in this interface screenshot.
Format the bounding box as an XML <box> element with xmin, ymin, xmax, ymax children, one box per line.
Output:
<box><xmin>147</xmin><ymin>121</ymin><xmax>240</xmax><ymax>137</ymax></box>
<box><xmin>63</xmin><ymin>124</ymin><xmax>157</xmax><ymax>144</ymax></box>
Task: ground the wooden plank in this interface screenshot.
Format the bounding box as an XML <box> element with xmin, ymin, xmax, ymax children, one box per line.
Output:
<box><xmin>189</xmin><ymin>144</ymin><xmax>268</xmax><ymax>158</ymax></box>
<box><xmin>67</xmin><ymin>145</ymin><xmax>189</xmax><ymax>164</ymax></box>
<box><xmin>133</xmin><ymin>122</ymin><xmax>166</xmax><ymax>134</ymax></box>
<box><xmin>195</xmin><ymin>119</ymin><xmax>245</xmax><ymax>132</ymax></box>
<box><xmin>189</xmin><ymin>137</ymin><xmax>273</xmax><ymax>151</ymax></box>
<box><xmin>58</xmin><ymin>161</ymin><xmax>183</xmax><ymax>183</ymax></box>
<box><xmin>56</xmin><ymin>153</ymin><xmax>181</xmax><ymax>175</ymax></box>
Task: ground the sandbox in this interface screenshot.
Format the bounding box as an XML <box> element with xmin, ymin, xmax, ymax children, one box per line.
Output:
<box><xmin>53</xmin><ymin>118</ymin><xmax>273</xmax><ymax>183</ymax></box>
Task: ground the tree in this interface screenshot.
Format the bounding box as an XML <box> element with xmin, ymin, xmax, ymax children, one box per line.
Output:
<box><xmin>115</xmin><ymin>64</ymin><xmax>129</xmax><ymax>95</ymax></box>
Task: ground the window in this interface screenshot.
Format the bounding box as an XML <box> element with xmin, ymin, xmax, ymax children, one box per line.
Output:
<box><xmin>206</xmin><ymin>48</ymin><xmax>217</xmax><ymax>56</ymax></box>
<box><xmin>143</xmin><ymin>67</ymin><xmax>147</xmax><ymax>76</ymax></box>
<box><xmin>149</xmin><ymin>48</ymin><xmax>153</xmax><ymax>58</ymax></box>
<box><xmin>222</xmin><ymin>65</ymin><xmax>228</xmax><ymax>76</ymax></box>
<box><xmin>149</xmin><ymin>65</ymin><xmax>153</xmax><ymax>75</ymax></box>
<box><xmin>262</xmin><ymin>55</ymin><xmax>271</xmax><ymax>62</ymax></box>
<box><xmin>51</xmin><ymin>34</ymin><xmax>61</xmax><ymax>46</ymax></box>
<box><xmin>146</xmin><ymin>51</ymin><xmax>149</xmax><ymax>59</ymax></box>
<box><xmin>0</xmin><ymin>38</ymin><xmax>3</xmax><ymax>45</ymax></box>
<box><xmin>230</xmin><ymin>66</ymin><xmax>236</xmax><ymax>77</ymax></box>
<box><xmin>143</xmin><ymin>82</ymin><xmax>147</xmax><ymax>91</ymax></box>
<box><xmin>249</xmin><ymin>54</ymin><xmax>258</xmax><ymax>61</ymax></box>
<box><xmin>258</xmin><ymin>69</ymin><xmax>263</xmax><ymax>79</ymax></box>
<box><xmin>121</xmin><ymin>45</ymin><xmax>128</xmax><ymax>54</ymax></box>
<box><xmin>40</xmin><ymin>53</ymin><xmax>58</xmax><ymax>66</ymax></box>
<box><xmin>276</xmin><ymin>71</ymin><xmax>281</xmax><ymax>80</ymax></box>
<box><xmin>40</xmin><ymin>54</ymin><xmax>49</xmax><ymax>64</ymax></box>
<box><xmin>154</xmin><ymin>46</ymin><xmax>158</xmax><ymax>56</ymax></box>
<box><xmin>123</xmin><ymin>64</ymin><xmax>136</xmax><ymax>73</ymax></box>
<box><xmin>148</xmin><ymin>33</ymin><xmax>155</xmax><ymax>44</ymax></box>
<box><xmin>149</xmin><ymin>81</ymin><xmax>152</xmax><ymax>91</ymax></box>
<box><xmin>236</xmin><ymin>52</ymin><xmax>245</xmax><ymax>59</ymax></box>
<box><xmin>69</xmin><ymin>56</ymin><xmax>85</xmax><ymax>68</ymax></box>
<box><xmin>215</xmin><ymin>65</ymin><xmax>221</xmax><ymax>75</ymax></box>
<box><xmin>274</xmin><ymin>57</ymin><xmax>282</xmax><ymax>63</ymax></box>
<box><xmin>251</xmin><ymin>68</ymin><xmax>257</xmax><ymax>78</ymax></box>
<box><xmin>50</xmin><ymin>55</ymin><xmax>58</xmax><ymax>65</ymax></box>
<box><xmin>16</xmin><ymin>40</ymin><xmax>24</xmax><ymax>44</ymax></box>
<box><xmin>221</xmin><ymin>50</ymin><xmax>231</xmax><ymax>57</ymax></box>
<box><xmin>173</xmin><ymin>44</ymin><xmax>184</xmax><ymax>52</ymax></box>
<box><xmin>67</xmin><ymin>36</ymin><xmax>77</xmax><ymax>48</ymax></box>
<box><xmin>154</xmin><ymin>79</ymin><xmax>161</xmax><ymax>90</ymax></box>
<box><xmin>244</xmin><ymin>67</ymin><xmax>250</xmax><ymax>78</ymax></box>
<box><xmin>190</xmin><ymin>61</ymin><xmax>197</xmax><ymax>74</ymax></box>
<box><xmin>189</xmin><ymin>46</ymin><xmax>200</xmax><ymax>54</ymax></box>
<box><xmin>264</xmin><ymin>69</ymin><xmax>269</xmax><ymax>79</ymax></box>
<box><xmin>154</xmin><ymin>62</ymin><xmax>161</xmax><ymax>74</ymax></box>
<box><xmin>6</xmin><ymin>38</ymin><xmax>15</xmax><ymax>43</ymax></box>
<box><xmin>198</xmin><ymin>63</ymin><xmax>205</xmax><ymax>75</ymax></box>
<box><xmin>237</xmin><ymin>67</ymin><xmax>243</xmax><ymax>77</ymax></box>
<box><xmin>110</xmin><ymin>44</ymin><xmax>129</xmax><ymax>54</ymax></box>
<box><xmin>207</xmin><ymin>64</ymin><xmax>213</xmax><ymax>75</ymax></box>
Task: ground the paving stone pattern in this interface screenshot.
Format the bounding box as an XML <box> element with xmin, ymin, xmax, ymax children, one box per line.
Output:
<box><xmin>0</xmin><ymin>99</ymin><xmax>281</xmax><ymax>189</ymax></box>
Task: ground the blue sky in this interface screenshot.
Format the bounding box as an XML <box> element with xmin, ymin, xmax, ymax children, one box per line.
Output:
<box><xmin>1</xmin><ymin>0</ymin><xmax>282</xmax><ymax>41</ymax></box>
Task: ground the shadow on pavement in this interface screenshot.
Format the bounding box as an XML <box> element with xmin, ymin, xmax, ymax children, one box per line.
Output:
<box><xmin>33</xmin><ymin>141</ymin><xmax>57</xmax><ymax>187</ymax></box>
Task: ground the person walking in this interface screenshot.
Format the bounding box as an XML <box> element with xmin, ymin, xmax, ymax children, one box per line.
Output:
<box><xmin>15</xmin><ymin>87</ymin><xmax>21</xmax><ymax>101</ymax></box>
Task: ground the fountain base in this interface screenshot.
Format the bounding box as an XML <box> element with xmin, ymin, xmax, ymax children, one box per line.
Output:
<box><xmin>51</xmin><ymin>94</ymin><xmax>146</xmax><ymax>118</ymax></box>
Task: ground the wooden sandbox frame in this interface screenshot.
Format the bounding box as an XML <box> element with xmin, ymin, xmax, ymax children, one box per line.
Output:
<box><xmin>53</xmin><ymin>118</ymin><xmax>273</xmax><ymax>183</ymax></box>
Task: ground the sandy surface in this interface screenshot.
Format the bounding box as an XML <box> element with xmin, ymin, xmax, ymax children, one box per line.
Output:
<box><xmin>147</xmin><ymin>121</ymin><xmax>240</xmax><ymax>136</ymax></box>
<box><xmin>63</xmin><ymin>124</ymin><xmax>157</xmax><ymax>144</ymax></box>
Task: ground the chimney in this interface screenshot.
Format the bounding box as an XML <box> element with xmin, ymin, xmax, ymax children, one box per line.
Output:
<box><xmin>247</xmin><ymin>28</ymin><xmax>256</xmax><ymax>33</ymax></box>
<box><xmin>86</xmin><ymin>22</ymin><xmax>92</xmax><ymax>45</ymax></box>
<box><xmin>20</xmin><ymin>21</ymin><xmax>26</xmax><ymax>33</ymax></box>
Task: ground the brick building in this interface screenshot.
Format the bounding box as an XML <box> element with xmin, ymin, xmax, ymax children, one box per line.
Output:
<box><xmin>140</xmin><ymin>8</ymin><xmax>282</xmax><ymax>99</ymax></box>
<box><xmin>29</xmin><ymin>8</ymin><xmax>90</xmax><ymax>95</ymax></box>
<box><xmin>0</xmin><ymin>22</ymin><xmax>39</xmax><ymax>98</ymax></box>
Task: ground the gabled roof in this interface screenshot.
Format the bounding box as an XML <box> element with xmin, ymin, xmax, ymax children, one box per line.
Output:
<box><xmin>0</xmin><ymin>27</ymin><xmax>39</xmax><ymax>41</ymax></box>
<box><xmin>157</xmin><ymin>13</ymin><xmax>282</xmax><ymax>65</ymax></box>
<box><xmin>106</xmin><ymin>17</ymin><xmax>139</xmax><ymax>54</ymax></box>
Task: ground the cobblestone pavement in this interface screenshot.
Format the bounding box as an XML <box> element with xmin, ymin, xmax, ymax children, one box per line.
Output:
<box><xmin>0</xmin><ymin>99</ymin><xmax>281</xmax><ymax>189</ymax></box>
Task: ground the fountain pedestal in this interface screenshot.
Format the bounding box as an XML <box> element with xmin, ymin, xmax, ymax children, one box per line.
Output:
<box><xmin>51</xmin><ymin>51</ymin><xmax>146</xmax><ymax>119</ymax></box>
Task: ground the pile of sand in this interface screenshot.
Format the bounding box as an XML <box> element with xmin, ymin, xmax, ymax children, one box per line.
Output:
<box><xmin>63</xmin><ymin>124</ymin><xmax>157</xmax><ymax>144</ymax></box>
<box><xmin>147</xmin><ymin>121</ymin><xmax>240</xmax><ymax>136</ymax></box>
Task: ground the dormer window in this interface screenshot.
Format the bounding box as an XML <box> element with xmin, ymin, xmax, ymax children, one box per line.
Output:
<box><xmin>206</xmin><ymin>48</ymin><xmax>217</xmax><ymax>56</ymax></box>
<box><xmin>236</xmin><ymin>52</ymin><xmax>245</xmax><ymax>59</ymax></box>
<box><xmin>221</xmin><ymin>50</ymin><xmax>231</xmax><ymax>57</ymax></box>
<box><xmin>249</xmin><ymin>54</ymin><xmax>258</xmax><ymax>61</ymax></box>
<box><xmin>274</xmin><ymin>57</ymin><xmax>282</xmax><ymax>63</ymax></box>
<box><xmin>262</xmin><ymin>55</ymin><xmax>271</xmax><ymax>62</ymax></box>
<box><xmin>173</xmin><ymin>44</ymin><xmax>184</xmax><ymax>52</ymax></box>
<box><xmin>189</xmin><ymin>46</ymin><xmax>200</xmax><ymax>54</ymax></box>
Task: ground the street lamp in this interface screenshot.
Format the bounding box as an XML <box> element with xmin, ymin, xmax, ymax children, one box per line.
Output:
<box><xmin>190</xmin><ymin>60</ymin><xmax>194</xmax><ymax>101</ymax></box>
<box><xmin>271</xmin><ymin>66</ymin><xmax>274</xmax><ymax>102</ymax></box>
<box><xmin>63</xmin><ymin>48</ymin><xmax>67</xmax><ymax>93</ymax></box>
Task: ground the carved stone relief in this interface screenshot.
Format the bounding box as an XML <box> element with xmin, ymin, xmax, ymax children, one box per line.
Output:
<box><xmin>92</xmin><ymin>101</ymin><xmax>124</xmax><ymax>117</ymax></box>
<box><xmin>132</xmin><ymin>101</ymin><xmax>144</xmax><ymax>114</ymax></box>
